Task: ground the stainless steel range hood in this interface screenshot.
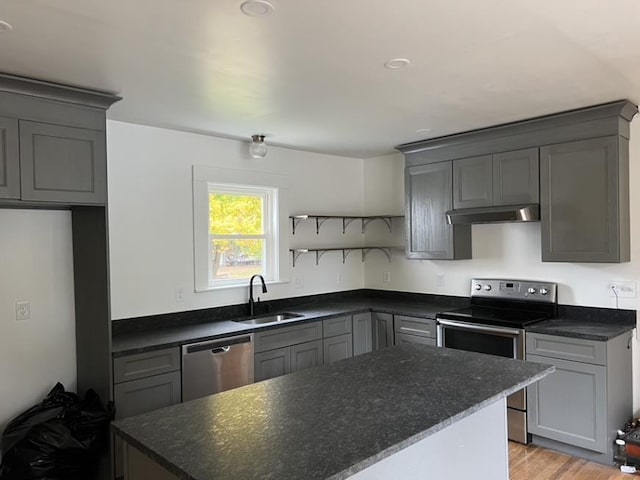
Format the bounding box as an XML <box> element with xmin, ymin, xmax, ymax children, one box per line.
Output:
<box><xmin>445</xmin><ymin>204</ymin><xmax>540</xmax><ymax>225</ymax></box>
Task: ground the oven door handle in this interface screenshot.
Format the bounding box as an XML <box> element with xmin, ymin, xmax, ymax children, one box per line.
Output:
<box><xmin>436</xmin><ymin>319</ymin><xmax>522</xmax><ymax>337</ymax></box>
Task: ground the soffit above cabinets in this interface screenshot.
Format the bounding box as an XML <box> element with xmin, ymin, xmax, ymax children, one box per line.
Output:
<box><xmin>2</xmin><ymin>0</ymin><xmax>640</xmax><ymax>158</ymax></box>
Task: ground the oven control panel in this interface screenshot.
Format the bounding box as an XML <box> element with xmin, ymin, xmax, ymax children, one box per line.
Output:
<box><xmin>470</xmin><ymin>279</ymin><xmax>557</xmax><ymax>303</ymax></box>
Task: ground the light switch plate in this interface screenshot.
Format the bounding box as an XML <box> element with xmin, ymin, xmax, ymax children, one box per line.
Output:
<box><xmin>16</xmin><ymin>300</ymin><xmax>30</xmax><ymax>321</ymax></box>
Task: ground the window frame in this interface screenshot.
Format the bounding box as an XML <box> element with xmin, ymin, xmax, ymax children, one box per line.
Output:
<box><xmin>206</xmin><ymin>183</ymin><xmax>278</xmax><ymax>288</ymax></box>
<box><xmin>193</xmin><ymin>165</ymin><xmax>288</xmax><ymax>293</ymax></box>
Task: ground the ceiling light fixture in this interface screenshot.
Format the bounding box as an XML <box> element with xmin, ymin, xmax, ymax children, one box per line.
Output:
<box><xmin>249</xmin><ymin>135</ymin><xmax>268</xmax><ymax>158</ymax></box>
<box><xmin>240</xmin><ymin>0</ymin><xmax>274</xmax><ymax>17</ymax></box>
<box><xmin>416</xmin><ymin>128</ymin><xmax>431</xmax><ymax>134</ymax></box>
<box><xmin>0</xmin><ymin>20</ymin><xmax>13</xmax><ymax>32</ymax></box>
<box><xmin>384</xmin><ymin>58</ymin><xmax>411</xmax><ymax>69</ymax></box>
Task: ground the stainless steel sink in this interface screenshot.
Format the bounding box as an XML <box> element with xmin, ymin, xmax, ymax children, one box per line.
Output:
<box><xmin>234</xmin><ymin>312</ymin><xmax>303</xmax><ymax>325</ymax></box>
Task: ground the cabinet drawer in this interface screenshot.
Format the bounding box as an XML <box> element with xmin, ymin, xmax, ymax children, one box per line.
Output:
<box><xmin>396</xmin><ymin>333</ymin><xmax>437</xmax><ymax>346</ymax></box>
<box><xmin>254</xmin><ymin>321</ymin><xmax>322</xmax><ymax>353</ymax></box>
<box><xmin>113</xmin><ymin>371</ymin><xmax>181</xmax><ymax>420</ymax></box>
<box><xmin>113</xmin><ymin>347</ymin><xmax>181</xmax><ymax>384</ymax></box>
<box><xmin>394</xmin><ymin>315</ymin><xmax>436</xmax><ymax>338</ymax></box>
<box><xmin>526</xmin><ymin>333</ymin><xmax>605</xmax><ymax>365</ymax></box>
<box><xmin>323</xmin><ymin>315</ymin><xmax>352</xmax><ymax>338</ymax></box>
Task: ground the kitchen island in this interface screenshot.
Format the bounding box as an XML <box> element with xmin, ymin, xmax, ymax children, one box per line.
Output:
<box><xmin>112</xmin><ymin>344</ymin><xmax>553</xmax><ymax>480</ymax></box>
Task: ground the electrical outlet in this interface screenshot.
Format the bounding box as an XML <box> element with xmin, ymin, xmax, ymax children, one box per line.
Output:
<box><xmin>436</xmin><ymin>274</ymin><xmax>445</xmax><ymax>288</ymax></box>
<box><xmin>608</xmin><ymin>281</ymin><xmax>637</xmax><ymax>298</ymax></box>
<box><xmin>16</xmin><ymin>300</ymin><xmax>30</xmax><ymax>321</ymax></box>
<box><xmin>175</xmin><ymin>287</ymin><xmax>185</xmax><ymax>303</ymax></box>
<box><xmin>336</xmin><ymin>273</ymin><xmax>343</xmax><ymax>284</ymax></box>
<box><xmin>294</xmin><ymin>277</ymin><xmax>304</xmax><ymax>289</ymax></box>
<box><xmin>383</xmin><ymin>271</ymin><xmax>391</xmax><ymax>283</ymax></box>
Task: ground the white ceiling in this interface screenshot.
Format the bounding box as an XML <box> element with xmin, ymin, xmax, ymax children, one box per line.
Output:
<box><xmin>1</xmin><ymin>0</ymin><xmax>640</xmax><ymax>158</ymax></box>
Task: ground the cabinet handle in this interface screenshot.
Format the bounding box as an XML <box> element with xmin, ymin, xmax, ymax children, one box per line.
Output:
<box><xmin>400</xmin><ymin>326</ymin><xmax>431</xmax><ymax>335</ymax></box>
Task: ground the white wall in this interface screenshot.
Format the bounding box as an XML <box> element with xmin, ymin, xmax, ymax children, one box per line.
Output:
<box><xmin>0</xmin><ymin>210</ymin><xmax>76</xmax><ymax>430</ymax></box>
<box><xmin>107</xmin><ymin>121</ymin><xmax>366</xmax><ymax>320</ymax></box>
<box><xmin>363</xmin><ymin>119</ymin><xmax>640</xmax><ymax>409</ymax></box>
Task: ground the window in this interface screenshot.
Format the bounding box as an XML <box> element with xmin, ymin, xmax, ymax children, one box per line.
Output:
<box><xmin>207</xmin><ymin>184</ymin><xmax>277</xmax><ymax>286</ymax></box>
<box><xmin>193</xmin><ymin>165</ymin><xmax>288</xmax><ymax>292</ymax></box>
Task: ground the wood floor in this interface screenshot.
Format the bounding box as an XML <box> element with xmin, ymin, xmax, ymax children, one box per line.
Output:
<box><xmin>509</xmin><ymin>442</ymin><xmax>634</xmax><ymax>480</ymax></box>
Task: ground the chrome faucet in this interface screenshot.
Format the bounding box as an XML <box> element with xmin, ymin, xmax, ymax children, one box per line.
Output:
<box><xmin>248</xmin><ymin>275</ymin><xmax>267</xmax><ymax>316</ymax></box>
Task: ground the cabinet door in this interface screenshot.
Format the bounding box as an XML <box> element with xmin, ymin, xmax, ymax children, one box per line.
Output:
<box><xmin>453</xmin><ymin>155</ymin><xmax>493</xmax><ymax>209</ymax></box>
<box><xmin>493</xmin><ymin>148</ymin><xmax>539</xmax><ymax>205</ymax></box>
<box><xmin>323</xmin><ymin>334</ymin><xmax>353</xmax><ymax>364</ymax></box>
<box><xmin>396</xmin><ymin>333</ymin><xmax>436</xmax><ymax>346</ymax></box>
<box><xmin>373</xmin><ymin>313</ymin><xmax>394</xmax><ymax>350</ymax></box>
<box><xmin>405</xmin><ymin>162</ymin><xmax>471</xmax><ymax>260</ymax></box>
<box><xmin>353</xmin><ymin>312</ymin><xmax>373</xmax><ymax>356</ymax></box>
<box><xmin>540</xmin><ymin>136</ymin><xmax>625</xmax><ymax>262</ymax></box>
<box><xmin>19</xmin><ymin>121</ymin><xmax>106</xmax><ymax>204</ymax></box>
<box><xmin>254</xmin><ymin>347</ymin><xmax>290</xmax><ymax>382</ymax></box>
<box><xmin>290</xmin><ymin>340</ymin><xmax>323</xmax><ymax>372</ymax></box>
<box><xmin>527</xmin><ymin>354</ymin><xmax>607</xmax><ymax>453</ymax></box>
<box><xmin>113</xmin><ymin>371</ymin><xmax>181</xmax><ymax>420</ymax></box>
<box><xmin>0</xmin><ymin>116</ymin><xmax>19</xmax><ymax>199</ymax></box>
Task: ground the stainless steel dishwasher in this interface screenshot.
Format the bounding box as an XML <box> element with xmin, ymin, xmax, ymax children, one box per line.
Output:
<box><xmin>182</xmin><ymin>333</ymin><xmax>254</xmax><ymax>402</ymax></box>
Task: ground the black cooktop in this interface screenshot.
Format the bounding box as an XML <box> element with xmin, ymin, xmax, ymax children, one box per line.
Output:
<box><xmin>437</xmin><ymin>306</ymin><xmax>552</xmax><ymax>329</ymax></box>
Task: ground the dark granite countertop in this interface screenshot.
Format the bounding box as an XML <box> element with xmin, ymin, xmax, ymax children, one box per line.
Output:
<box><xmin>112</xmin><ymin>344</ymin><xmax>553</xmax><ymax>480</ymax></box>
<box><xmin>526</xmin><ymin>318</ymin><xmax>635</xmax><ymax>341</ymax></box>
<box><xmin>112</xmin><ymin>295</ymin><xmax>462</xmax><ymax>357</ymax></box>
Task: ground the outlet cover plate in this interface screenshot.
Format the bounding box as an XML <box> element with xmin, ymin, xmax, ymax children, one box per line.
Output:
<box><xmin>608</xmin><ymin>281</ymin><xmax>637</xmax><ymax>298</ymax></box>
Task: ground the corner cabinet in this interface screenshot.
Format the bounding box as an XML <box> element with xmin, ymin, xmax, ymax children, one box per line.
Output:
<box><xmin>405</xmin><ymin>162</ymin><xmax>471</xmax><ymax>260</ymax></box>
<box><xmin>540</xmin><ymin>136</ymin><xmax>629</xmax><ymax>263</ymax></box>
<box><xmin>526</xmin><ymin>332</ymin><xmax>632</xmax><ymax>460</ymax></box>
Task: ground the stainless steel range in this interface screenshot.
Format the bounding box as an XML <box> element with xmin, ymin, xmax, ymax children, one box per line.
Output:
<box><xmin>436</xmin><ymin>278</ymin><xmax>557</xmax><ymax>444</ymax></box>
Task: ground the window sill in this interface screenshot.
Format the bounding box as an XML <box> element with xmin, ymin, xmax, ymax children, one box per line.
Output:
<box><xmin>195</xmin><ymin>280</ymin><xmax>288</xmax><ymax>293</ymax></box>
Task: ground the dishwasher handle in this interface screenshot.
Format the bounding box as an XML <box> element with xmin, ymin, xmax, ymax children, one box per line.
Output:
<box><xmin>182</xmin><ymin>334</ymin><xmax>253</xmax><ymax>355</ymax></box>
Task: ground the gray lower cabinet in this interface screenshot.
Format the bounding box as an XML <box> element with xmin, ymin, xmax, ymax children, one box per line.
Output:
<box><xmin>394</xmin><ymin>315</ymin><xmax>437</xmax><ymax>346</ymax></box>
<box><xmin>19</xmin><ymin>121</ymin><xmax>107</xmax><ymax>204</ymax></box>
<box><xmin>323</xmin><ymin>333</ymin><xmax>353</xmax><ymax>364</ymax></box>
<box><xmin>254</xmin><ymin>321</ymin><xmax>324</xmax><ymax>382</ymax></box>
<box><xmin>353</xmin><ymin>312</ymin><xmax>373</xmax><ymax>356</ymax></box>
<box><xmin>405</xmin><ymin>162</ymin><xmax>471</xmax><ymax>260</ymax></box>
<box><xmin>373</xmin><ymin>312</ymin><xmax>394</xmax><ymax>350</ymax></box>
<box><xmin>527</xmin><ymin>354</ymin><xmax>606</xmax><ymax>452</ymax></box>
<box><xmin>290</xmin><ymin>340</ymin><xmax>323</xmax><ymax>373</ymax></box>
<box><xmin>254</xmin><ymin>347</ymin><xmax>291</xmax><ymax>381</ymax></box>
<box><xmin>113</xmin><ymin>371</ymin><xmax>181</xmax><ymax>420</ymax></box>
<box><xmin>526</xmin><ymin>332</ymin><xmax>632</xmax><ymax>460</ymax></box>
<box><xmin>540</xmin><ymin>136</ymin><xmax>629</xmax><ymax>263</ymax></box>
<box><xmin>0</xmin><ymin>116</ymin><xmax>19</xmax><ymax>199</ymax></box>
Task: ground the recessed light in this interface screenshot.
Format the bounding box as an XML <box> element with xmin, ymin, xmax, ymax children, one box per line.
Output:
<box><xmin>384</xmin><ymin>58</ymin><xmax>411</xmax><ymax>69</ymax></box>
<box><xmin>0</xmin><ymin>20</ymin><xmax>13</xmax><ymax>32</ymax></box>
<box><xmin>240</xmin><ymin>0</ymin><xmax>274</xmax><ymax>17</ymax></box>
<box><xmin>416</xmin><ymin>128</ymin><xmax>431</xmax><ymax>134</ymax></box>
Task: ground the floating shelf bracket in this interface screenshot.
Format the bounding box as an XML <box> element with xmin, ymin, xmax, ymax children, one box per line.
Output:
<box><xmin>289</xmin><ymin>215</ymin><xmax>403</xmax><ymax>235</ymax></box>
<box><xmin>289</xmin><ymin>247</ymin><xmax>398</xmax><ymax>267</ymax></box>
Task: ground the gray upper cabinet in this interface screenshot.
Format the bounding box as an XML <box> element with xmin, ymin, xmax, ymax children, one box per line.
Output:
<box><xmin>540</xmin><ymin>136</ymin><xmax>628</xmax><ymax>263</ymax></box>
<box><xmin>453</xmin><ymin>155</ymin><xmax>493</xmax><ymax>209</ymax></box>
<box><xmin>0</xmin><ymin>116</ymin><xmax>19</xmax><ymax>199</ymax></box>
<box><xmin>493</xmin><ymin>147</ymin><xmax>539</xmax><ymax>205</ymax></box>
<box><xmin>19</xmin><ymin>121</ymin><xmax>107</xmax><ymax>205</ymax></box>
<box><xmin>405</xmin><ymin>162</ymin><xmax>471</xmax><ymax>260</ymax></box>
<box><xmin>453</xmin><ymin>149</ymin><xmax>539</xmax><ymax>209</ymax></box>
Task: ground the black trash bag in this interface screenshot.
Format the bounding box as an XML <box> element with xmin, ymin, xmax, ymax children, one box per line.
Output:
<box><xmin>0</xmin><ymin>382</ymin><xmax>114</xmax><ymax>480</ymax></box>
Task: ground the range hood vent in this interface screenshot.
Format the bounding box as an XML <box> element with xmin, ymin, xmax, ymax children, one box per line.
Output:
<box><xmin>445</xmin><ymin>204</ymin><xmax>540</xmax><ymax>225</ymax></box>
